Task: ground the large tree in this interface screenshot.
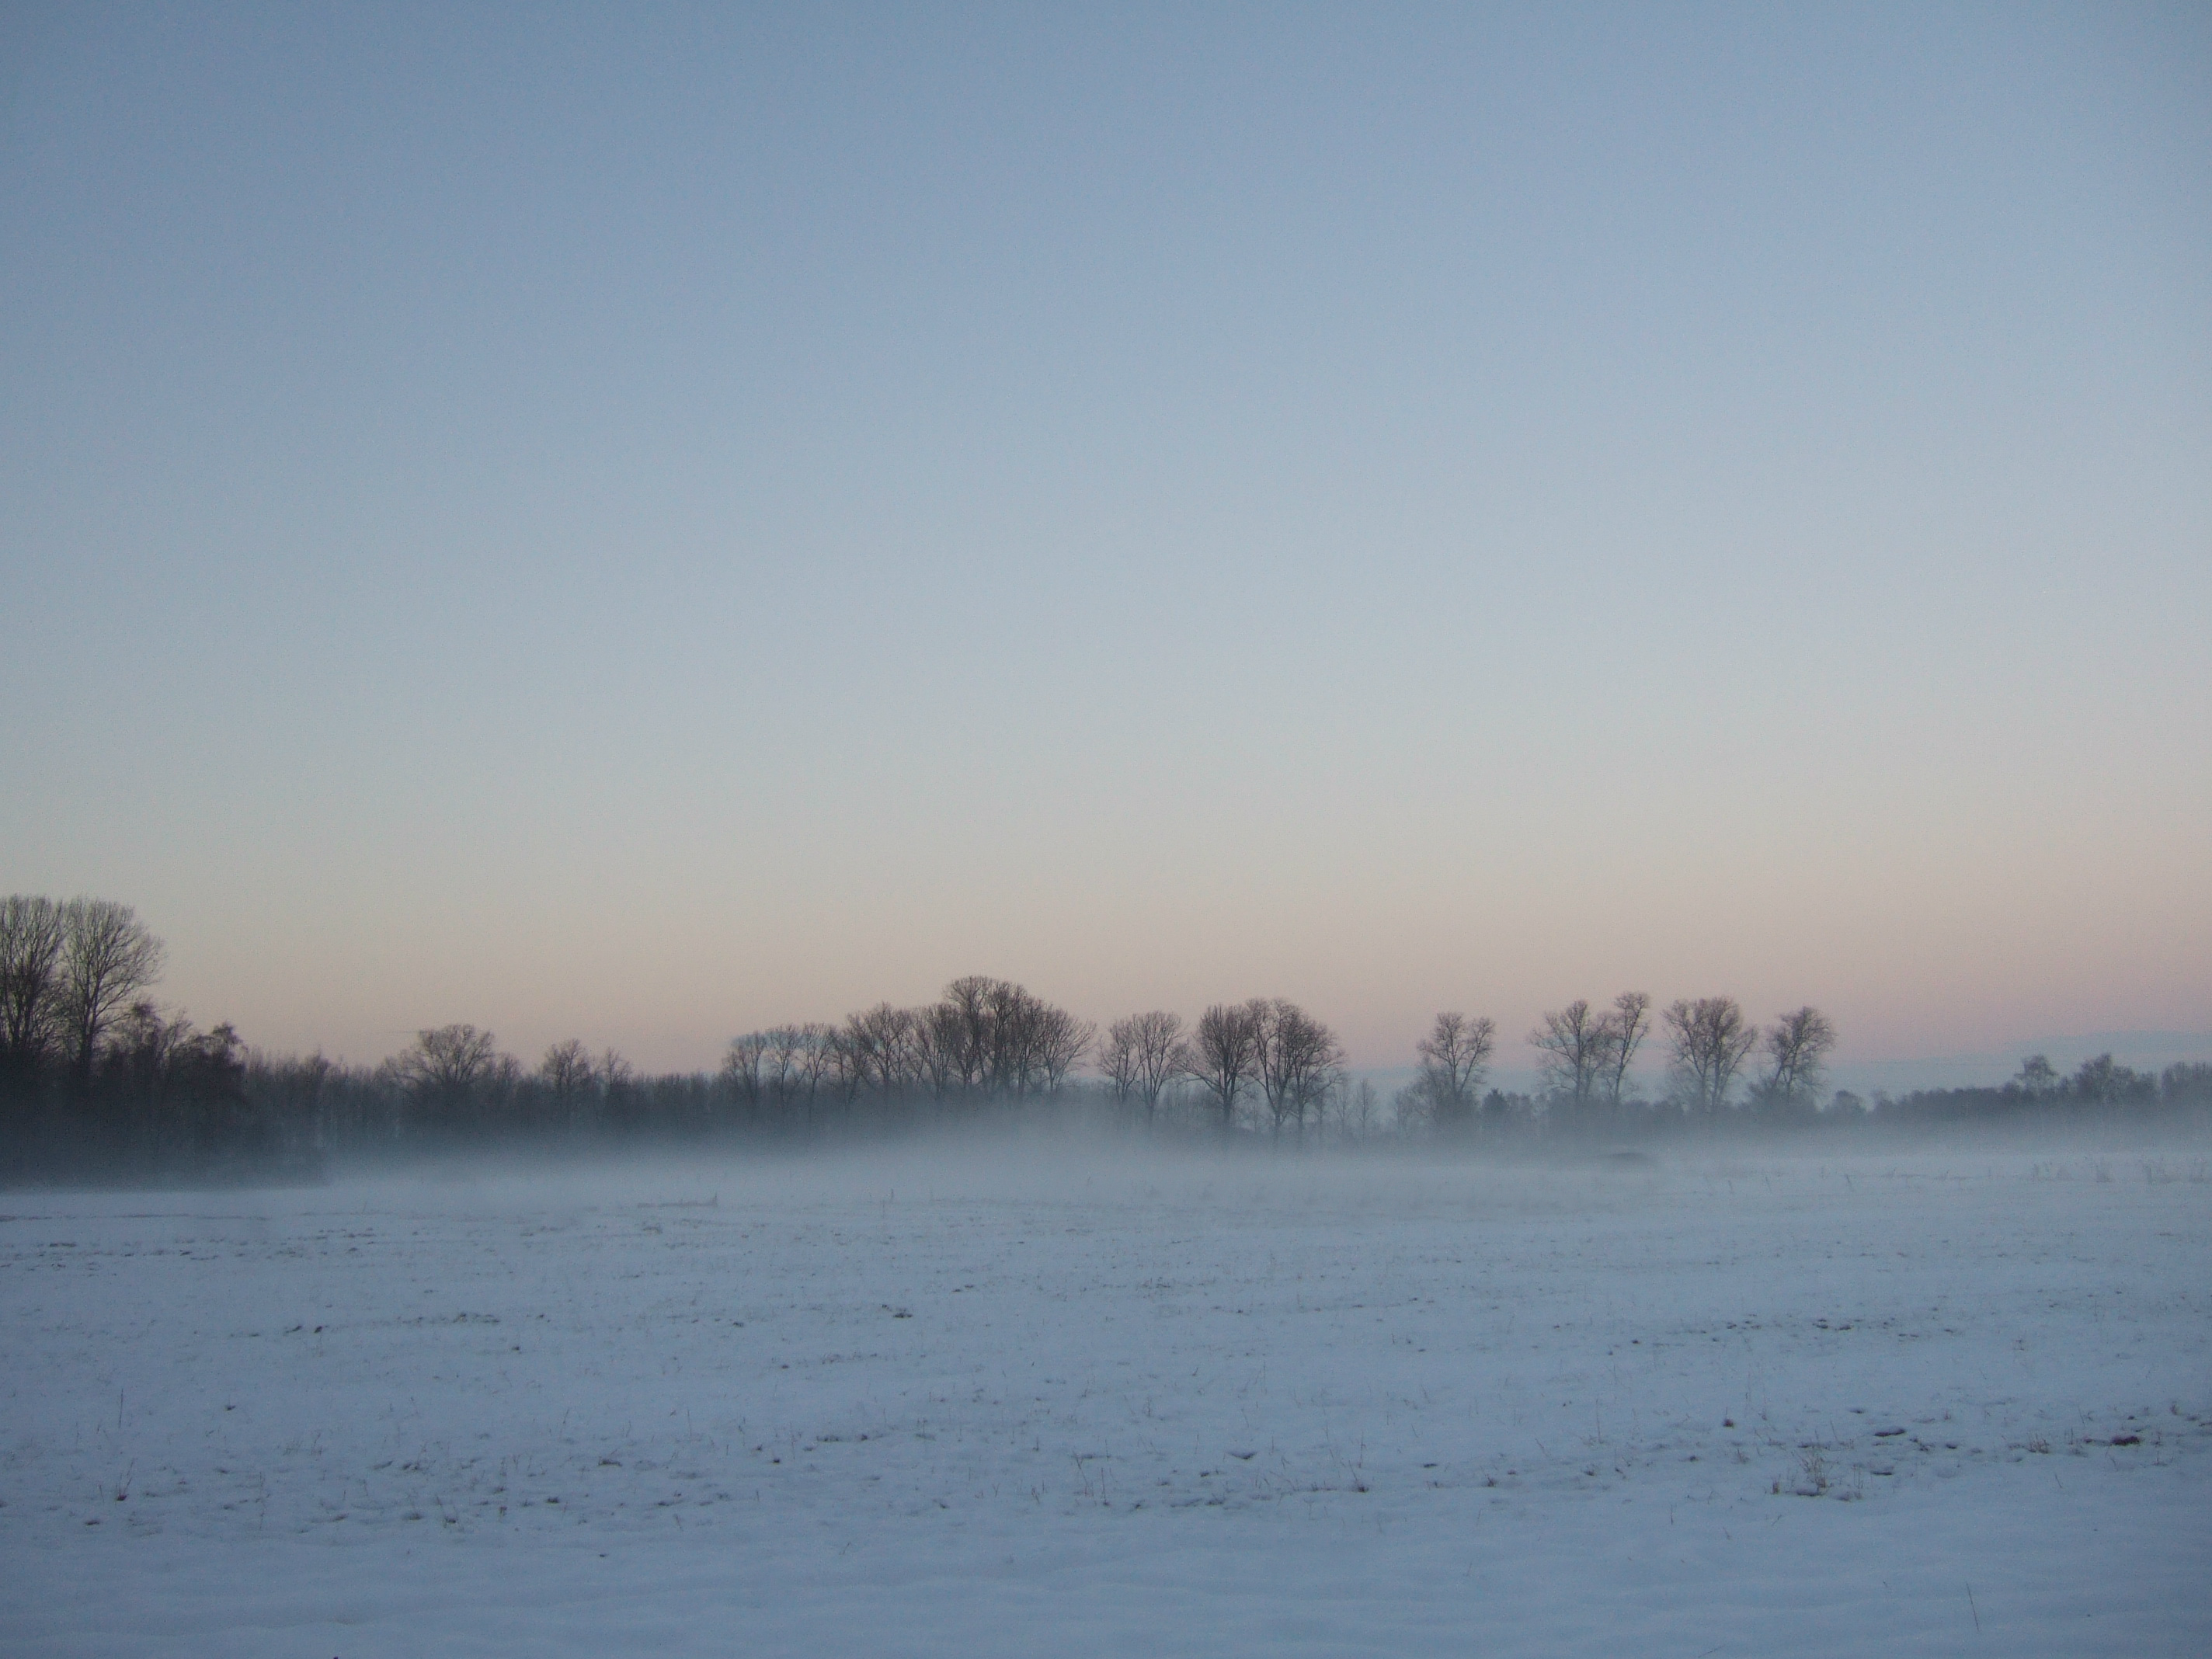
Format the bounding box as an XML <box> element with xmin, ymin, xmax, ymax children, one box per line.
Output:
<box><xmin>1414</xmin><ymin>1011</ymin><xmax>1496</xmax><ymax>1134</ymax></box>
<box><xmin>57</xmin><ymin>899</ymin><xmax>165</xmax><ymax>1086</ymax></box>
<box><xmin>543</xmin><ymin>1038</ymin><xmax>600</xmax><ymax>1127</ymax></box>
<box><xmin>1</xmin><ymin>895</ymin><xmax>67</xmax><ymax>1081</ymax></box>
<box><xmin>1757</xmin><ymin>1006</ymin><xmax>1837</xmax><ymax>1112</ymax></box>
<box><xmin>936</xmin><ymin>976</ymin><xmax>996</xmax><ymax>1090</ymax></box>
<box><xmin>841</xmin><ymin>1003</ymin><xmax>921</xmax><ymax>1094</ymax></box>
<box><xmin>1662</xmin><ymin>996</ymin><xmax>1758</xmax><ymax>1115</ymax></box>
<box><xmin>1101</xmin><ymin>1010</ymin><xmax>1185</xmax><ymax>1124</ymax></box>
<box><xmin>1599</xmin><ymin>992</ymin><xmax>1651</xmax><ymax>1107</ymax></box>
<box><xmin>1253</xmin><ymin>999</ymin><xmax>1343</xmax><ymax>1143</ymax></box>
<box><xmin>1186</xmin><ymin>1001</ymin><xmax>1261</xmax><ymax>1132</ymax></box>
<box><xmin>1097</xmin><ymin>1019</ymin><xmax>1140</xmax><ymax>1108</ymax></box>
<box><xmin>1034</xmin><ymin>1003</ymin><xmax>1095</xmax><ymax>1093</ymax></box>
<box><xmin>1529</xmin><ymin>999</ymin><xmax>1609</xmax><ymax>1117</ymax></box>
<box><xmin>390</xmin><ymin>1024</ymin><xmax>500</xmax><ymax>1127</ymax></box>
<box><xmin>918</xmin><ymin>978</ymin><xmax>1090</xmax><ymax>1098</ymax></box>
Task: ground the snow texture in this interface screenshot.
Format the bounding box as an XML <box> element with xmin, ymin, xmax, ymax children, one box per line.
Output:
<box><xmin>4</xmin><ymin>1148</ymin><xmax>2208</xmax><ymax>1655</ymax></box>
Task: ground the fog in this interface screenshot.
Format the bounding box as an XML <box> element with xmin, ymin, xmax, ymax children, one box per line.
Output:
<box><xmin>7</xmin><ymin>1129</ymin><xmax>2207</xmax><ymax>1657</ymax></box>
<box><xmin>226</xmin><ymin>1101</ymin><xmax>2212</xmax><ymax>1204</ymax></box>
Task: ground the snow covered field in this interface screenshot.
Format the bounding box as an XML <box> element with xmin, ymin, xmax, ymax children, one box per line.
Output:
<box><xmin>5</xmin><ymin>1145</ymin><xmax>2208</xmax><ymax>1657</ymax></box>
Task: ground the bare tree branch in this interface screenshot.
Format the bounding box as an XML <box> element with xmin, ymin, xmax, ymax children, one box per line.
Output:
<box><xmin>1186</xmin><ymin>1002</ymin><xmax>1261</xmax><ymax>1132</ymax></box>
<box><xmin>57</xmin><ymin>899</ymin><xmax>165</xmax><ymax>1085</ymax></box>
<box><xmin>1415</xmin><ymin>1011</ymin><xmax>1497</xmax><ymax>1133</ymax></box>
<box><xmin>1661</xmin><ymin>996</ymin><xmax>1758</xmax><ymax>1115</ymax></box>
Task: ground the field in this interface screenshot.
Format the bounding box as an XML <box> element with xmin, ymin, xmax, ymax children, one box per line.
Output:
<box><xmin>4</xmin><ymin>1144</ymin><xmax>2208</xmax><ymax>1656</ymax></box>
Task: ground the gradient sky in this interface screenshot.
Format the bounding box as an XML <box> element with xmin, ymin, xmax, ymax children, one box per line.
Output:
<box><xmin>4</xmin><ymin>2</ymin><xmax>2208</xmax><ymax>1075</ymax></box>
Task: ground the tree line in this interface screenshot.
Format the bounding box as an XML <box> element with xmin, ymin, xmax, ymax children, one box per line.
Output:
<box><xmin>0</xmin><ymin>896</ymin><xmax>262</xmax><ymax>1174</ymax></box>
<box><xmin>4</xmin><ymin>894</ymin><xmax>2207</xmax><ymax>1181</ymax></box>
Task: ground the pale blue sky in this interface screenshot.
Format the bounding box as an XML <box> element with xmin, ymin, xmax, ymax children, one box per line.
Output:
<box><xmin>4</xmin><ymin>3</ymin><xmax>2207</xmax><ymax>1071</ymax></box>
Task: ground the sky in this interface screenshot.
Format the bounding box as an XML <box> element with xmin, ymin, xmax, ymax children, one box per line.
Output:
<box><xmin>3</xmin><ymin>2</ymin><xmax>2208</xmax><ymax>1076</ymax></box>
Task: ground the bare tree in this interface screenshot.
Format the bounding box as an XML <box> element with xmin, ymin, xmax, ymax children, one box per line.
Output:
<box><xmin>1757</xmin><ymin>1006</ymin><xmax>1837</xmax><ymax>1111</ymax></box>
<box><xmin>791</xmin><ymin>1026</ymin><xmax>831</xmax><ymax>1092</ymax></box>
<box><xmin>842</xmin><ymin>1003</ymin><xmax>920</xmax><ymax>1094</ymax></box>
<box><xmin>105</xmin><ymin>997</ymin><xmax>185</xmax><ymax>1101</ymax></box>
<box><xmin>483</xmin><ymin>1050</ymin><xmax>523</xmax><ymax>1125</ymax></box>
<box><xmin>396</xmin><ymin>1024</ymin><xmax>497</xmax><ymax>1095</ymax></box>
<box><xmin>1391</xmin><ymin>1079</ymin><xmax>1430</xmax><ymax>1138</ymax></box>
<box><xmin>827</xmin><ymin>986</ymin><xmax>1092</xmax><ymax>1119</ymax></box>
<box><xmin>1529</xmin><ymin>999</ymin><xmax>1609</xmax><ymax>1118</ymax></box>
<box><xmin>914</xmin><ymin>1007</ymin><xmax>962</xmax><ymax>1096</ymax></box>
<box><xmin>915</xmin><ymin>977</ymin><xmax>1090</xmax><ymax>1099</ymax></box>
<box><xmin>2160</xmin><ymin>1062</ymin><xmax>2212</xmax><ymax>1104</ymax></box>
<box><xmin>981</xmin><ymin>980</ymin><xmax>1052</xmax><ymax>1095</ymax></box>
<box><xmin>100</xmin><ymin>1002</ymin><xmax>249</xmax><ymax>1153</ymax></box>
<box><xmin>1598</xmin><ymin>991</ymin><xmax>1651</xmax><ymax>1107</ymax></box>
<box><xmin>985</xmin><ymin>981</ymin><xmax>1035</xmax><ymax>1094</ymax></box>
<box><xmin>2071</xmin><ymin>1052</ymin><xmax>2149</xmax><ymax>1106</ymax></box>
<box><xmin>1125</xmin><ymin>1010</ymin><xmax>1184</xmax><ymax>1124</ymax></box>
<box><xmin>1038</xmin><ymin>1004</ymin><xmax>1095</xmax><ymax>1092</ymax></box>
<box><xmin>1341</xmin><ymin>1076</ymin><xmax>1382</xmax><ymax>1143</ymax></box>
<box><xmin>1662</xmin><ymin>996</ymin><xmax>1758</xmax><ymax>1115</ymax></box>
<box><xmin>1415</xmin><ymin>1011</ymin><xmax>1497</xmax><ymax>1134</ymax></box>
<box><xmin>791</xmin><ymin>1022</ymin><xmax>838</xmax><ymax>1129</ymax></box>
<box><xmin>382</xmin><ymin>1024</ymin><xmax>503</xmax><ymax>1133</ymax></box>
<box><xmin>1253</xmin><ymin>999</ymin><xmax>1344</xmax><ymax>1144</ymax></box>
<box><xmin>1097</xmin><ymin>1017</ymin><xmax>1142</xmax><ymax>1109</ymax></box>
<box><xmin>937</xmin><ymin>976</ymin><xmax>995</xmax><ymax>1090</ymax></box>
<box><xmin>1289</xmin><ymin>1026</ymin><xmax>1344</xmax><ymax>1140</ymax></box>
<box><xmin>1186</xmin><ymin>1001</ymin><xmax>1261</xmax><ymax>1132</ymax></box>
<box><xmin>718</xmin><ymin>1032</ymin><xmax>769</xmax><ymax>1109</ymax></box>
<box><xmin>542</xmin><ymin>1038</ymin><xmax>596</xmax><ymax>1092</ymax></box>
<box><xmin>1250</xmin><ymin>998</ymin><xmax>1295</xmax><ymax>1142</ymax></box>
<box><xmin>57</xmin><ymin>899</ymin><xmax>165</xmax><ymax>1085</ymax></box>
<box><xmin>1</xmin><ymin>895</ymin><xmax>66</xmax><ymax>1079</ymax></box>
<box><xmin>597</xmin><ymin>1046</ymin><xmax>637</xmax><ymax>1123</ymax></box>
<box><xmin>763</xmin><ymin>1025</ymin><xmax>805</xmax><ymax>1094</ymax></box>
<box><xmin>541</xmin><ymin>1038</ymin><xmax>598</xmax><ymax>1129</ymax></box>
<box><xmin>724</xmin><ymin>1024</ymin><xmax>826</xmax><ymax>1130</ymax></box>
<box><xmin>1105</xmin><ymin>1010</ymin><xmax>1196</xmax><ymax>1124</ymax></box>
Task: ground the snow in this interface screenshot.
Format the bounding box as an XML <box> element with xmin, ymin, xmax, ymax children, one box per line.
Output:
<box><xmin>4</xmin><ymin>1146</ymin><xmax>2208</xmax><ymax>1655</ymax></box>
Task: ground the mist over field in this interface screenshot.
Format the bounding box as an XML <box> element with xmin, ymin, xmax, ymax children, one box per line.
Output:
<box><xmin>5</xmin><ymin>1137</ymin><xmax>2209</xmax><ymax>1657</ymax></box>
